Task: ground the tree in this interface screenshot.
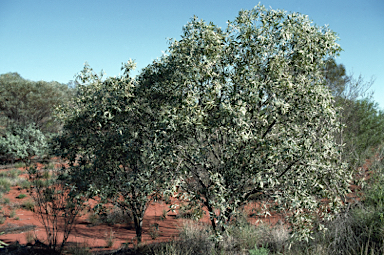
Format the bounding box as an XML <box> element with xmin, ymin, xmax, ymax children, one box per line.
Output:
<box><xmin>323</xmin><ymin>59</ymin><xmax>381</xmax><ymax>168</ymax></box>
<box><xmin>54</xmin><ymin>62</ymin><xmax>170</xmax><ymax>243</ymax></box>
<box><xmin>343</xmin><ymin>99</ymin><xmax>384</xmax><ymax>159</ymax></box>
<box><xmin>0</xmin><ymin>73</ymin><xmax>73</xmax><ymax>162</ymax></box>
<box><xmin>0</xmin><ymin>72</ymin><xmax>73</xmax><ymax>134</ymax></box>
<box><xmin>139</xmin><ymin>5</ymin><xmax>350</xmax><ymax>240</ymax></box>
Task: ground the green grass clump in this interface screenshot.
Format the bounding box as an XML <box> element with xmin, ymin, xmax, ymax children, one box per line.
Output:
<box><xmin>9</xmin><ymin>210</ymin><xmax>16</xmax><ymax>218</ymax></box>
<box><xmin>21</xmin><ymin>200</ymin><xmax>34</xmax><ymax>211</ymax></box>
<box><xmin>14</xmin><ymin>162</ymin><xmax>26</xmax><ymax>168</ymax></box>
<box><xmin>2</xmin><ymin>197</ymin><xmax>10</xmax><ymax>205</ymax></box>
<box><xmin>16</xmin><ymin>193</ymin><xmax>27</xmax><ymax>199</ymax></box>
<box><xmin>17</xmin><ymin>179</ymin><xmax>31</xmax><ymax>190</ymax></box>
<box><xmin>0</xmin><ymin>178</ymin><xmax>11</xmax><ymax>194</ymax></box>
<box><xmin>8</xmin><ymin>169</ymin><xmax>21</xmax><ymax>178</ymax></box>
<box><xmin>249</xmin><ymin>244</ymin><xmax>270</xmax><ymax>255</ymax></box>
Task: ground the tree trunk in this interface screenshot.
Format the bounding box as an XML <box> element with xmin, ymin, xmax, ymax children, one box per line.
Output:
<box><xmin>204</xmin><ymin>200</ymin><xmax>217</xmax><ymax>232</ymax></box>
<box><xmin>133</xmin><ymin>215</ymin><xmax>143</xmax><ymax>244</ymax></box>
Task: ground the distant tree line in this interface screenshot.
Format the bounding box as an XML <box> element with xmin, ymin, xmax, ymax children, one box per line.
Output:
<box><xmin>0</xmin><ymin>72</ymin><xmax>73</xmax><ymax>162</ymax></box>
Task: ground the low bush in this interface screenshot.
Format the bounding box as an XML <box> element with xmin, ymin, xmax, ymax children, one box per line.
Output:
<box><xmin>105</xmin><ymin>228</ymin><xmax>115</xmax><ymax>248</ymax></box>
<box><xmin>17</xmin><ymin>179</ymin><xmax>31</xmax><ymax>190</ymax></box>
<box><xmin>28</xmin><ymin>164</ymin><xmax>86</xmax><ymax>253</ymax></box>
<box><xmin>0</xmin><ymin>123</ymin><xmax>49</xmax><ymax>163</ymax></box>
<box><xmin>2</xmin><ymin>198</ymin><xmax>10</xmax><ymax>205</ymax></box>
<box><xmin>0</xmin><ymin>178</ymin><xmax>11</xmax><ymax>194</ymax></box>
<box><xmin>21</xmin><ymin>199</ymin><xmax>34</xmax><ymax>211</ymax></box>
<box><xmin>16</xmin><ymin>193</ymin><xmax>26</xmax><ymax>199</ymax></box>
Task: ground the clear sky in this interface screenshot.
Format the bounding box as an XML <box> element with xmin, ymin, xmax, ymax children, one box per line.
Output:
<box><xmin>1</xmin><ymin>0</ymin><xmax>383</xmax><ymax>109</ymax></box>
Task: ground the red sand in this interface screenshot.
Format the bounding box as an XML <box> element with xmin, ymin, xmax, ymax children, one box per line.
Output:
<box><xmin>0</xmin><ymin>158</ymin><xmax>370</xmax><ymax>252</ymax></box>
<box><xmin>0</xmin><ymin>166</ymin><xmax>276</xmax><ymax>252</ymax></box>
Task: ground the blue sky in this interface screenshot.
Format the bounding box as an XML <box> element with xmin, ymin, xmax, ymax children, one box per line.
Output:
<box><xmin>1</xmin><ymin>0</ymin><xmax>383</xmax><ymax>108</ymax></box>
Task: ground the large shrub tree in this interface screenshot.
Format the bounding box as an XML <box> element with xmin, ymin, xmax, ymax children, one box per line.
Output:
<box><xmin>139</xmin><ymin>5</ymin><xmax>350</xmax><ymax>240</ymax></box>
<box><xmin>55</xmin><ymin>62</ymin><xmax>170</xmax><ymax>243</ymax></box>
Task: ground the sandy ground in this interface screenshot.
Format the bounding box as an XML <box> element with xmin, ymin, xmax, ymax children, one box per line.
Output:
<box><xmin>0</xmin><ymin>165</ymin><xmax>283</xmax><ymax>252</ymax></box>
<box><xmin>0</xmin><ymin>159</ymin><xmax>365</xmax><ymax>253</ymax></box>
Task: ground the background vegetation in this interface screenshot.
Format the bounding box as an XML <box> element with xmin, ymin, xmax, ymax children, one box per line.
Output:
<box><xmin>0</xmin><ymin>4</ymin><xmax>384</xmax><ymax>255</ymax></box>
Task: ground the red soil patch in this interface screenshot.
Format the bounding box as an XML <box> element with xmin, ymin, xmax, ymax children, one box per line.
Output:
<box><xmin>0</xmin><ymin>172</ymin><xmax>183</xmax><ymax>251</ymax></box>
<box><xmin>0</xmin><ymin>166</ymin><xmax>274</xmax><ymax>252</ymax></box>
<box><xmin>0</xmin><ymin>156</ymin><xmax>373</xmax><ymax>252</ymax></box>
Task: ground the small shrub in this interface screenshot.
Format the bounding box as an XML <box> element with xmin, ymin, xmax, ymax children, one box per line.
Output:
<box><xmin>28</xmin><ymin>164</ymin><xmax>86</xmax><ymax>253</ymax></box>
<box><xmin>105</xmin><ymin>228</ymin><xmax>115</xmax><ymax>248</ymax></box>
<box><xmin>46</xmin><ymin>162</ymin><xmax>55</xmax><ymax>170</ymax></box>
<box><xmin>8</xmin><ymin>169</ymin><xmax>21</xmax><ymax>178</ymax></box>
<box><xmin>2</xmin><ymin>197</ymin><xmax>10</xmax><ymax>205</ymax></box>
<box><xmin>9</xmin><ymin>210</ymin><xmax>16</xmax><ymax>218</ymax></box>
<box><xmin>64</xmin><ymin>242</ymin><xmax>91</xmax><ymax>255</ymax></box>
<box><xmin>16</xmin><ymin>193</ymin><xmax>27</xmax><ymax>199</ymax></box>
<box><xmin>177</xmin><ymin>203</ymin><xmax>205</xmax><ymax>220</ymax></box>
<box><xmin>249</xmin><ymin>244</ymin><xmax>270</xmax><ymax>255</ymax></box>
<box><xmin>14</xmin><ymin>162</ymin><xmax>26</xmax><ymax>168</ymax></box>
<box><xmin>42</xmin><ymin>170</ymin><xmax>51</xmax><ymax>179</ymax></box>
<box><xmin>87</xmin><ymin>213</ymin><xmax>100</xmax><ymax>226</ymax></box>
<box><xmin>0</xmin><ymin>178</ymin><xmax>11</xmax><ymax>193</ymax></box>
<box><xmin>0</xmin><ymin>123</ymin><xmax>49</xmax><ymax>162</ymax></box>
<box><xmin>0</xmin><ymin>215</ymin><xmax>5</xmax><ymax>224</ymax></box>
<box><xmin>21</xmin><ymin>200</ymin><xmax>35</xmax><ymax>211</ymax></box>
<box><xmin>164</xmin><ymin>194</ymin><xmax>171</xmax><ymax>205</ymax></box>
<box><xmin>25</xmin><ymin>231</ymin><xmax>35</xmax><ymax>244</ymax></box>
<box><xmin>18</xmin><ymin>179</ymin><xmax>31</xmax><ymax>190</ymax></box>
<box><xmin>32</xmin><ymin>178</ymin><xmax>53</xmax><ymax>188</ymax></box>
<box><xmin>98</xmin><ymin>207</ymin><xmax>131</xmax><ymax>225</ymax></box>
<box><xmin>8</xmin><ymin>202</ymin><xmax>20</xmax><ymax>210</ymax></box>
<box><xmin>149</xmin><ymin>223</ymin><xmax>160</xmax><ymax>240</ymax></box>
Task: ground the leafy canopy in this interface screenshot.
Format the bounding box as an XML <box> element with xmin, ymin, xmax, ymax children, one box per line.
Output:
<box><xmin>139</xmin><ymin>4</ymin><xmax>350</xmax><ymax>240</ymax></box>
<box><xmin>0</xmin><ymin>72</ymin><xmax>73</xmax><ymax>134</ymax></box>
<box><xmin>55</xmin><ymin>61</ymin><xmax>170</xmax><ymax>243</ymax></box>
<box><xmin>0</xmin><ymin>73</ymin><xmax>72</xmax><ymax>162</ymax></box>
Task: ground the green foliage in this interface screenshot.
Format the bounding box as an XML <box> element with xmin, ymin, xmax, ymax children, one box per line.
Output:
<box><xmin>13</xmin><ymin>162</ymin><xmax>26</xmax><ymax>168</ymax></box>
<box><xmin>9</xmin><ymin>210</ymin><xmax>16</xmax><ymax>218</ymax></box>
<box><xmin>149</xmin><ymin>223</ymin><xmax>160</xmax><ymax>240</ymax></box>
<box><xmin>323</xmin><ymin>58</ymin><xmax>349</xmax><ymax>97</ymax></box>
<box><xmin>21</xmin><ymin>199</ymin><xmax>35</xmax><ymax>211</ymax></box>
<box><xmin>0</xmin><ymin>72</ymin><xmax>73</xmax><ymax>134</ymax></box>
<box><xmin>343</xmin><ymin>99</ymin><xmax>384</xmax><ymax>163</ymax></box>
<box><xmin>0</xmin><ymin>178</ymin><xmax>11</xmax><ymax>193</ymax></box>
<box><xmin>18</xmin><ymin>179</ymin><xmax>31</xmax><ymax>190</ymax></box>
<box><xmin>16</xmin><ymin>193</ymin><xmax>27</xmax><ymax>199</ymax></box>
<box><xmin>323</xmin><ymin>58</ymin><xmax>383</xmax><ymax>169</ymax></box>
<box><xmin>55</xmin><ymin>61</ymin><xmax>170</xmax><ymax>244</ymax></box>
<box><xmin>0</xmin><ymin>123</ymin><xmax>49</xmax><ymax>162</ymax></box>
<box><xmin>2</xmin><ymin>197</ymin><xmax>10</xmax><ymax>205</ymax></box>
<box><xmin>0</xmin><ymin>169</ymin><xmax>21</xmax><ymax>178</ymax></box>
<box><xmin>139</xmin><ymin>4</ymin><xmax>349</xmax><ymax>240</ymax></box>
<box><xmin>28</xmin><ymin>164</ymin><xmax>85</xmax><ymax>253</ymax></box>
<box><xmin>249</xmin><ymin>245</ymin><xmax>270</xmax><ymax>255</ymax></box>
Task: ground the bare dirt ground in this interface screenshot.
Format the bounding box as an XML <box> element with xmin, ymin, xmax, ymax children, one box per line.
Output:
<box><xmin>0</xmin><ymin>164</ymin><xmax>281</xmax><ymax>253</ymax></box>
<box><xmin>0</xmin><ymin>158</ymin><xmax>368</xmax><ymax>253</ymax></box>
